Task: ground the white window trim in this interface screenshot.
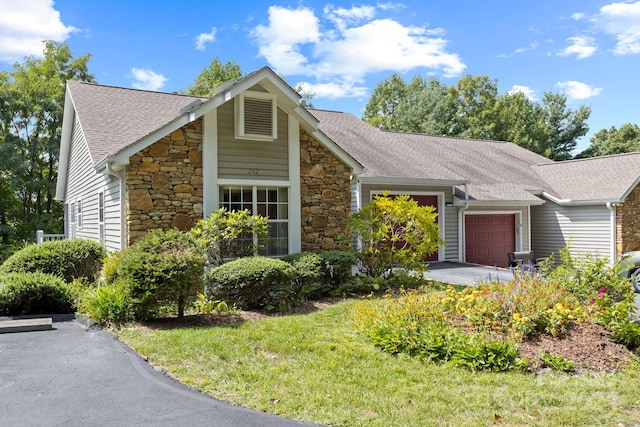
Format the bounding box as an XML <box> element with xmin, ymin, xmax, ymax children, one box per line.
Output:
<box><xmin>76</xmin><ymin>198</ymin><xmax>83</xmax><ymax>229</ymax></box>
<box><xmin>235</xmin><ymin>90</ymin><xmax>278</xmax><ymax>141</ymax></box>
<box><xmin>98</xmin><ymin>191</ymin><xmax>105</xmax><ymax>243</ymax></box>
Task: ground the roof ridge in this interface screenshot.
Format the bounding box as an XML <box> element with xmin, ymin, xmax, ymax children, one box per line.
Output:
<box><xmin>381</xmin><ymin>129</ymin><xmax>514</xmax><ymax>144</ymax></box>
<box><xmin>536</xmin><ymin>151</ymin><xmax>640</xmax><ymax>167</ymax></box>
<box><xmin>67</xmin><ymin>80</ymin><xmax>209</xmax><ymax>99</ymax></box>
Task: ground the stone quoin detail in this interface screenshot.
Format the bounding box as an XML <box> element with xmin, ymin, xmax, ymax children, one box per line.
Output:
<box><xmin>616</xmin><ymin>183</ymin><xmax>640</xmax><ymax>255</ymax></box>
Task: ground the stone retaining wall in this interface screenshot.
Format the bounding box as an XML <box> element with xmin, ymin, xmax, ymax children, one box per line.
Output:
<box><xmin>126</xmin><ymin>119</ymin><xmax>203</xmax><ymax>245</ymax></box>
<box><xmin>300</xmin><ymin>130</ymin><xmax>352</xmax><ymax>252</ymax></box>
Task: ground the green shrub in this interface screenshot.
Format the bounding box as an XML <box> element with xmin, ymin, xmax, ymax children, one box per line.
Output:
<box><xmin>352</xmin><ymin>292</ymin><xmax>526</xmax><ymax>372</ymax></box>
<box><xmin>118</xmin><ymin>229</ymin><xmax>205</xmax><ymax>320</ymax></box>
<box><xmin>0</xmin><ymin>272</ymin><xmax>76</xmax><ymax>315</ymax></box>
<box><xmin>206</xmin><ymin>256</ymin><xmax>296</xmax><ymax>309</ymax></box>
<box><xmin>348</xmin><ymin>192</ymin><xmax>442</xmax><ymax>278</ymax></box>
<box><xmin>101</xmin><ymin>249</ymin><xmax>127</xmax><ymax>286</ymax></box>
<box><xmin>541</xmin><ymin>247</ymin><xmax>632</xmax><ymax>304</ymax></box>
<box><xmin>80</xmin><ymin>281</ymin><xmax>132</xmax><ymax>326</ymax></box>
<box><xmin>0</xmin><ymin>239</ymin><xmax>106</xmax><ymax>284</ymax></box>
<box><xmin>595</xmin><ymin>298</ymin><xmax>640</xmax><ymax>350</ymax></box>
<box><xmin>190</xmin><ymin>208</ymin><xmax>268</xmax><ymax>266</ymax></box>
<box><xmin>280</xmin><ymin>252</ymin><xmax>326</xmax><ymax>300</ymax></box>
<box><xmin>319</xmin><ymin>250</ymin><xmax>355</xmax><ymax>287</ymax></box>
<box><xmin>539</xmin><ymin>351</ymin><xmax>575</xmax><ymax>372</ymax></box>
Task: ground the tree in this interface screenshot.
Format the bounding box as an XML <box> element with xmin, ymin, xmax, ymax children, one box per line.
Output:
<box><xmin>185</xmin><ymin>58</ymin><xmax>243</xmax><ymax>97</ymax></box>
<box><xmin>362</xmin><ymin>73</ymin><xmax>591</xmax><ymax>160</ymax></box>
<box><xmin>348</xmin><ymin>193</ymin><xmax>442</xmax><ymax>278</ymax></box>
<box><xmin>577</xmin><ymin>123</ymin><xmax>640</xmax><ymax>158</ymax></box>
<box><xmin>0</xmin><ymin>41</ymin><xmax>94</xmax><ymax>244</ymax></box>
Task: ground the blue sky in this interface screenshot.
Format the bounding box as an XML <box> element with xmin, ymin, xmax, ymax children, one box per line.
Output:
<box><xmin>1</xmin><ymin>0</ymin><xmax>640</xmax><ymax>152</ymax></box>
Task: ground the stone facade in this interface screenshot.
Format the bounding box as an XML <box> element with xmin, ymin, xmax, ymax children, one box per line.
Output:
<box><xmin>300</xmin><ymin>130</ymin><xmax>352</xmax><ymax>252</ymax></box>
<box><xmin>126</xmin><ymin>119</ymin><xmax>204</xmax><ymax>245</ymax></box>
<box><xmin>616</xmin><ymin>183</ymin><xmax>640</xmax><ymax>255</ymax></box>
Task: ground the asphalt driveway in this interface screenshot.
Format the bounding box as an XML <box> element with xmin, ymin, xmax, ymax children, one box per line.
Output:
<box><xmin>423</xmin><ymin>261</ymin><xmax>515</xmax><ymax>286</ymax></box>
<box><xmin>0</xmin><ymin>316</ymin><xmax>318</xmax><ymax>427</ymax></box>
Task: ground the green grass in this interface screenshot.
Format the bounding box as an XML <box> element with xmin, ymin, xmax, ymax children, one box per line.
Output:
<box><xmin>117</xmin><ymin>299</ymin><xmax>640</xmax><ymax>426</ymax></box>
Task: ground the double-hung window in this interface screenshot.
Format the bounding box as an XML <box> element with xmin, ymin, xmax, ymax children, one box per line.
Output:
<box><xmin>76</xmin><ymin>199</ymin><xmax>83</xmax><ymax>229</ymax></box>
<box><xmin>219</xmin><ymin>186</ymin><xmax>288</xmax><ymax>256</ymax></box>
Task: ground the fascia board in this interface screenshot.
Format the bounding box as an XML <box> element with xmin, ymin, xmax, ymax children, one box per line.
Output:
<box><xmin>359</xmin><ymin>176</ymin><xmax>468</xmax><ymax>186</ymax></box>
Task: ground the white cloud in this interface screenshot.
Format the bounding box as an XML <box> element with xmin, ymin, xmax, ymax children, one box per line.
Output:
<box><xmin>251</xmin><ymin>5</ymin><xmax>465</xmax><ymax>98</ymax></box>
<box><xmin>195</xmin><ymin>27</ymin><xmax>216</xmax><ymax>51</ymax></box>
<box><xmin>324</xmin><ymin>4</ymin><xmax>376</xmax><ymax>32</ymax></box>
<box><xmin>508</xmin><ymin>85</ymin><xmax>537</xmax><ymax>101</ymax></box>
<box><xmin>252</xmin><ymin>6</ymin><xmax>320</xmax><ymax>75</ymax></box>
<box><xmin>594</xmin><ymin>1</ymin><xmax>640</xmax><ymax>54</ymax></box>
<box><xmin>556</xmin><ymin>80</ymin><xmax>602</xmax><ymax>99</ymax></box>
<box><xmin>0</xmin><ymin>0</ymin><xmax>76</xmax><ymax>62</ymax></box>
<box><xmin>130</xmin><ymin>68</ymin><xmax>168</xmax><ymax>91</ymax></box>
<box><xmin>558</xmin><ymin>36</ymin><xmax>597</xmax><ymax>59</ymax></box>
<box><xmin>296</xmin><ymin>79</ymin><xmax>368</xmax><ymax>99</ymax></box>
<box><xmin>572</xmin><ymin>12</ymin><xmax>586</xmax><ymax>20</ymax></box>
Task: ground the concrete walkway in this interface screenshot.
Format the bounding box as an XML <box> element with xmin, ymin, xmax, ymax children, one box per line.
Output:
<box><xmin>0</xmin><ymin>316</ymin><xmax>318</xmax><ymax>427</ymax></box>
<box><xmin>423</xmin><ymin>261</ymin><xmax>515</xmax><ymax>286</ymax></box>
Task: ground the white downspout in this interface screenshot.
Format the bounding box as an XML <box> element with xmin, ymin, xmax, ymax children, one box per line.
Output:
<box><xmin>457</xmin><ymin>183</ymin><xmax>470</xmax><ymax>263</ymax></box>
<box><xmin>606</xmin><ymin>202</ymin><xmax>617</xmax><ymax>264</ymax></box>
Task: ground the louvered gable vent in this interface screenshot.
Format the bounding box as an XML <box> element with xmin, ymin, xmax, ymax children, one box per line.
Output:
<box><xmin>244</xmin><ymin>97</ymin><xmax>273</xmax><ymax>136</ymax></box>
<box><xmin>235</xmin><ymin>90</ymin><xmax>278</xmax><ymax>140</ymax></box>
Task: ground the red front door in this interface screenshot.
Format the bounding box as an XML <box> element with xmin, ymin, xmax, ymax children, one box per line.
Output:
<box><xmin>465</xmin><ymin>214</ymin><xmax>515</xmax><ymax>267</ymax></box>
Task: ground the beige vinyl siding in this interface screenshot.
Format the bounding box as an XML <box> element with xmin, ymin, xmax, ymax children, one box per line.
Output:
<box><xmin>64</xmin><ymin>115</ymin><xmax>122</xmax><ymax>252</ymax></box>
<box><xmin>531</xmin><ymin>203</ymin><xmax>612</xmax><ymax>261</ymax></box>
<box><xmin>217</xmin><ymin>101</ymin><xmax>289</xmax><ymax>180</ymax></box>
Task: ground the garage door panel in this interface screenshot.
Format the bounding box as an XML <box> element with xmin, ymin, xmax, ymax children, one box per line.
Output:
<box><xmin>465</xmin><ymin>214</ymin><xmax>515</xmax><ymax>267</ymax></box>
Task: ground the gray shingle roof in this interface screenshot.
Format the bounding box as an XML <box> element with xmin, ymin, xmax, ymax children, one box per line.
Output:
<box><xmin>67</xmin><ymin>81</ymin><xmax>207</xmax><ymax>165</ymax></box>
<box><xmin>535</xmin><ymin>153</ymin><xmax>640</xmax><ymax>202</ymax></box>
<box><xmin>310</xmin><ymin>109</ymin><xmax>553</xmax><ymax>202</ymax></box>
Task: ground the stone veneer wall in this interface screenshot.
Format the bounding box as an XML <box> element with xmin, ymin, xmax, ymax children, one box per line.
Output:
<box><xmin>616</xmin><ymin>183</ymin><xmax>640</xmax><ymax>255</ymax></box>
<box><xmin>300</xmin><ymin>129</ymin><xmax>352</xmax><ymax>252</ymax></box>
<box><xmin>126</xmin><ymin>119</ymin><xmax>203</xmax><ymax>245</ymax></box>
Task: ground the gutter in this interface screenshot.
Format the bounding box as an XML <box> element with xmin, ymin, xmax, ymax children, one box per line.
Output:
<box><xmin>540</xmin><ymin>191</ymin><xmax>621</xmax><ymax>206</ymax></box>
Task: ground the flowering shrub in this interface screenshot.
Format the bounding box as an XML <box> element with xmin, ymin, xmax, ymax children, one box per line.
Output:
<box><xmin>441</xmin><ymin>275</ymin><xmax>585</xmax><ymax>339</ymax></box>
<box><xmin>352</xmin><ymin>290</ymin><xmax>527</xmax><ymax>372</ymax></box>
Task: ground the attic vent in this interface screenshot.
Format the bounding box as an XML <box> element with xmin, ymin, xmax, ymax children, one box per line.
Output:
<box><xmin>236</xmin><ymin>91</ymin><xmax>277</xmax><ymax>140</ymax></box>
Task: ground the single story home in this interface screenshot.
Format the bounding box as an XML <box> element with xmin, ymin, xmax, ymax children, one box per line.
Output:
<box><xmin>55</xmin><ymin>67</ymin><xmax>640</xmax><ymax>267</ymax></box>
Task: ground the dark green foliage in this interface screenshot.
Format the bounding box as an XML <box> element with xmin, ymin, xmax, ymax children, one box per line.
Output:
<box><xmin>0</xmin><ymin>238</ymin><xmax>106</xmax><ymax>284</ymax></box>
<box><xmin>541</xmin><ymin>247</ymin><xmax>633</xmax><ymax>304</ymax></box>
<box><xmin>79</xmin><ymin>281</ymin><xmax>132</xmax><ymax>327</ymax></box>
<box><xmin>206</xmin><ymin>256</ymin><xmax>296</xmax><ymax>309</ymax></box>
<box><xmin>118</xmin><ymin>229</ymin><xmax>205</xmax><ymax>320</ymax></box>
<box><xmin>539</xmin><ymin>351</ymin><xmax>575</xmax><ymax>373</ymax></box>
<box><xmin>0</xmin><ymin>272</ymin><xmax>75</xmax><ymax>315</ymax></box>
<box><xmin>319</xmin><ymin>250</ymin><xmax>355</xmax><ymax>288</ymax></box>
<box><xmin>280</xmin><ymin>252</ymin><xmax>325</xmax><ymax>300</ymax></box>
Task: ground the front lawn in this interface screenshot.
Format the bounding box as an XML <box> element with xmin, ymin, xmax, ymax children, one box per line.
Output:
<box><xmin>117</xmin><ymin>296</ymin><xmax>640</xmax><ymax>427</ymax></box>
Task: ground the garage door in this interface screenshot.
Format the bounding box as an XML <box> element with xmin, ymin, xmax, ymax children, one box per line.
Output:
<box><xmin>465</xmin><ymin>214</ymin><xmax>515</xmax><ymax>267</ymax></box>
<box><xmin>408</xmin><ymin>195</ymin><xmax>439</xmax><ymax>262</ymax></box>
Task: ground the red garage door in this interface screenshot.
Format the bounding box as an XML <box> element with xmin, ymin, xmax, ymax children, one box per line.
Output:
<box><xmin>465</xmin><ymin>214</ymin><xmax>515</xmax><ymax>267</ymax></box>
<box><xmin>408</xmin><ymin>195</ymin><xmax>439</xmax><ymax>262</ymax></box>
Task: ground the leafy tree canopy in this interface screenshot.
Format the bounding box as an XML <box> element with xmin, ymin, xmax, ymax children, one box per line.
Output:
<box><xmin>363</xmin><ymin>73</ymin><xmax>591</xmax><ymax>161</ymax></box>
<box><xmin>185</xmin><ymin>58</ymin><xmax>243</xmax><ymax>97</ymax></box>
<box><xmin>577</xmin><ymin>123</ymin><xmax>640</xmax><ymax>158</ymax></box>
<box><xmin>0</xmin><ymin>41</ymin><xmax>94</xmax><ymax>249</ymax></box>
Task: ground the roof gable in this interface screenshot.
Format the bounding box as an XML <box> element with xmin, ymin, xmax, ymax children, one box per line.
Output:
<box><xmin>66</xmin><ymin>81</ymin><xmax>206</xmax><ymax>165</ymax></box>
